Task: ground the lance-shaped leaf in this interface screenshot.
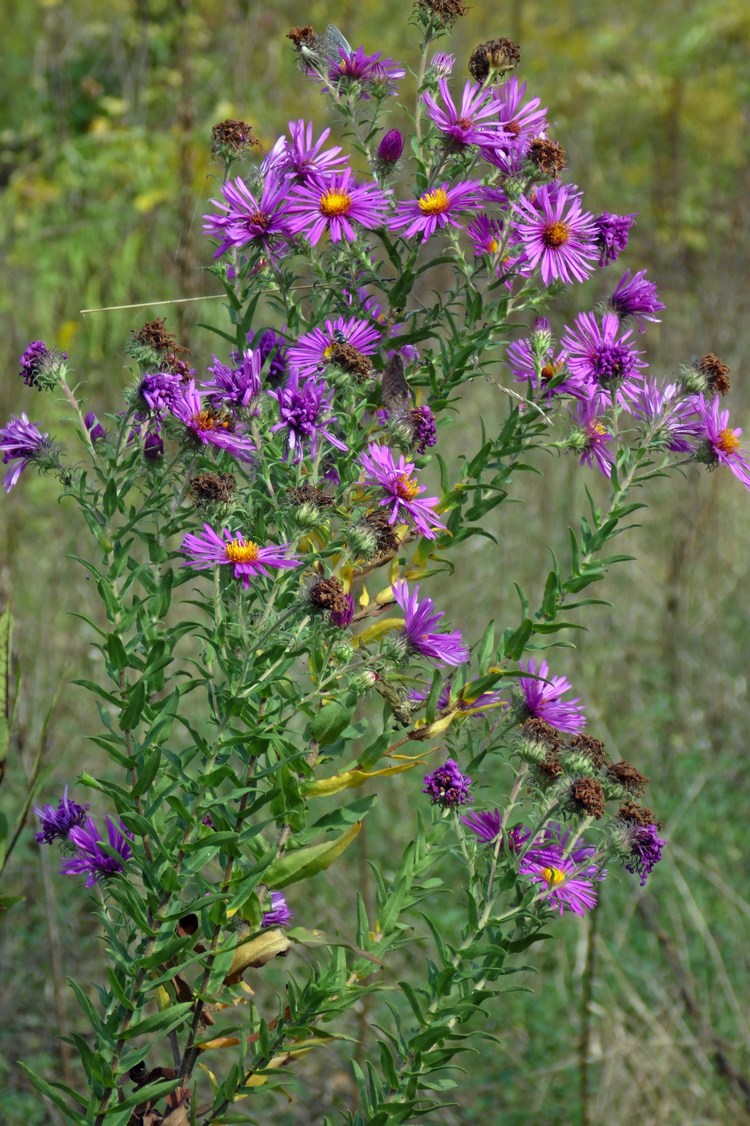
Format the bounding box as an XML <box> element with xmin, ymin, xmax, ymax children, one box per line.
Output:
<box><xmin>303</xmin><ymin>760</ymin><xmax>418</xmax><ymax>798</ymax></box>
<box><xmin>263</xmin><ymin>820</ymin><xmax>362</xmax><ymax>889</ymax></box>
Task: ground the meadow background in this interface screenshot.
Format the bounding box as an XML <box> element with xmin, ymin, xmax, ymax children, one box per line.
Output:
<box><xmin>1</xmin><ymin>1</ymin><xmax>749</xmax><ymax>1122</ymax></box>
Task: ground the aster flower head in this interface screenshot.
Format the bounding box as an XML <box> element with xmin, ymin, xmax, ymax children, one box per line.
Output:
<box><xmin>202</xmin><ymin>350</ymin><xmax>262</xmax><ymax>411</ymax></box>
<box><xmin>423</xmin><ymin>759</ymin><xmax>473</xmax><ymax>807</ymax></box>
<box><xmin>169</xmin><ymin>382</ymin><xmax>255</xmax><ymax>462</ymax></box>
<box><xmin>262</xmin><ymin>119</ymin><xmax>349</xmax><ymax>183</ymax></box>
<box><xmin>287</xmin><ymin>169</ymin><xmax>389</xmax><ymax>245</ymax></box>
<box><xmin>517</xmin><ymin>657</ymin><xmax>586</xmax><ymax>733</ymax></box>
<box><xmin>593</xmin><ymin>211</ymin><xmax>637</xmax><ymax>266</ymax></box>
<box><xmin>512</xmin><ymin>183</ymin><xmax>598</xmax><ymax>286</ymax></box>
<box><xmin>492</xmin><ymin>77</ymin><xmax>548</xmax><ymax>149</ymax></box>
<box><xmin>389</xmin><ymin>179</ymin><xmax>485</xmax><ymax>241</ymax></box>
<box><xmin>461</xmin><ymin>808</ymin><xmax>501</xmax><ymax>842</ymax></box>
<box><xmin>623</xmin><ymin>822</ymin><xmax>666</xmax><ymax>886</ymax></box>
<box><xmin>392</xmin><ymin>580</ymin><xmax>469</xmax><ymax>666</ymax></box>
<box><xmin>268</xmin><ymin>367</ymin><xmax>348</xmax><ymax>463</ymax></box>
<box><xmin>566</xmin><ymin>397</ymin><xmax>617</xmax><ymax>477</ymax></box>
<box><xmin>376</xmin><ymin>129</ymin><xmax>404</xmax><ymax>168</ymax></box>
<box><xmin>625</xmin><ymin>379</ymin><xmax>698</xmax><ymax>453</ymax></box>
<box><xmin>408</xmin><ymin>406</ymin><xmax>438</xmax><ymax>454</ymax></box>
<box><xmin>262</xmin><ymin>891</ymin><xmax>293</xmax><ymax>928</ymax></box>
<box><xmin>203</xmin><ymin>173</ymin><xmax>294</xmax><ymax>258</ymax></box>
<box><xmin>327</xmin><ymin>47</ymin><xmax>406</xmax><ymax>96</ymax></box>
<box><xmin>468</xmin><ymin>213</ymin><xmax>504</xmax><ymax>258</ymax></box>
<box><xmin>690</xmin><ymin>394</ymin><xmax>750</xmax><ymax>490</ymax></box>
<box><xmin>608</xmin><ymin>269</ymin><xmax>666</xmax><ymax>332</ymax></box>
<box><xmin>139</xmin><ymin>371</ymin><xmax>184</xmax><ymax>416</ymax></box>
<box><xmin>422</xmin><ymin>78</ymin><xmax>507</xmax><ymax>149</ymax></box>
<box><xmin>520</xmin><ymin>836</ymin><xmax>605</xmax><ymax>916</ymax></box>
<box><xmin>0</xmin><ymin>413</ymin><xmax>54</xmax><ymax>492</ymax></box>
<box><xmin>288</xmin><ymin>316</ymin><xmax>381</xmax><ymax>377</ymax></box>
<box><xmin>256</xmin><ymin>328</ymin><xmax>289</xmax><ymax>387</ymax></box>
<box><xmin>562</xmin><ymin>311</ymin><xmax>647</xmax><ymax>398</ymax></box>
<box><xmin>34</xmin><ymin>787</ymin><xmax>90</xmax><ymax>845</ymax></box>
<box><xmin>19</xmin><ymin>340</ymin><xmax>68</xmax><ymax>391</ymax></box>
<box><xmin>429</xmin><ymin>52</ymin><xmax>455</xmax><ymax>77</ymax></box>
<box><xmin>181</xmin><ymin>523</ymin><xmax>300</xmax><ymax>588</ymax></box>
<box><xmin>360</xmin><ymin>443</ymin><xmax>446</xmax><ymax>539</ymax></box>
<box><xmin>60</xmin><ymin>816</ymin><xmax>133</xmax><ymax>888</ymax></box>
<box><xmin>506</xmin><ymin>336</ymin><xmax>588</xmax><ymax>401</ymax></box>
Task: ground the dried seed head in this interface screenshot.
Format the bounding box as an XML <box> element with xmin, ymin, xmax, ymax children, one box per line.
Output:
<box><xmin>190</xmin><ymin>471</ymin><xmax>236</xmax><ymax>507</ymax></box>
<box><xmin>415</xmin><ymin>0</ymin><xmax>468</xmax><ymax>32</ymax></box>
<box><xmin>607</xmin><ymin>760</ymin><xmax>649</xmax><ymax>796</ymax></box>
<box><xmin>329</xmin><ymin>342</ymin><xmax>373</xmax><ymax>382</ymax></box>
<box><xmin>288</xmin><ymin>484</ymin><xmax>334</xmax><ymax>507</ymax></box>
<box><xmin>698</xmin><ymin>352</ymin><xmax>730</xmax><ymax>396</ymax></box>
<box><xmin>364</xmin><ymin>509</ymin><xmax>401</xmax><ymax>555</ymax></box>
<box><xmin>210</xmin><ymin>119</ymin><xmax>259</xmax><ymax>160</ymax></box>
<box><xmin>468</xmin><ymin>37</ymin><xmax>521</xmax><ymax>83</ymax></box>
<box><xmin>568</xmin><ymin>733</ymin><xmax>611</xmax><ymax>770</ymax></box>
<box><xmin>618</xmin><ymin>800</ymin><xmax>659</xmax><ymax>828</ymax></box>
<box><xmin>309</xmin><ymin>576</ymin><xmax>350</xmax><ymax>617</ymax></box>
<box><xmin>570</xmin><ymin>777</ymin><xmax>606</xmax><ymax>818</ymax></box>
<box><xmin>528</xmin><ymin>137</ymin><xmax>567</xmax><ymax>179</ymax></box>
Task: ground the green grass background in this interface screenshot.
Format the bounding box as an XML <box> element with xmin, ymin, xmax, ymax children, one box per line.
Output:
<box><xmin>1</xmin><ymin>0</ymin><xmax>749</xmax><ymax>1122</ymax></box>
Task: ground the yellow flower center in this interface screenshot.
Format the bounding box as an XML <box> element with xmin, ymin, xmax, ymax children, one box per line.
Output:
<box><xmin>225</xmin><ymin>539</ymin><xmax>260</xmax><ymax>563</ymax></box>
<box><xmin>717</xmin><ymin>427</ymin><xmax>741</xmax><ymax>455</ymax></box>
<box><xmin>488</xmin><ymin>237</ymin><xmax>500</xmax><ymax>253</ymax></box>
<box><xmin>542</xmin><ymin>220</ymin><xmax>571</xmax><ymax>248</ymax></box>
<box><xmin>590</xmin><ymin>422</ymin><xmax>608</xmax><ymax>437</ymax></box>
<box><xmin>320</xmin><ymin>189</ymin><xmax>353</xmax><ymax>217</ymax></box>
<box><xmin>394</xmin><ymin>474</ymin><xmax>421</xmax><ymax>500</ymax></box>
<box><xmin>418</xmin><ymin>187</ymin><xmax>450</xmax><ymax>216</ymax></box>
<box><xmin>193</xmin><ymin>409</ymin><xmax>233</xmax><ymax>432</ymax></box>
<box><xmin>540</xmin><ymin>865</ymin><xmax>567</xmax><ymax>888</ymax></box>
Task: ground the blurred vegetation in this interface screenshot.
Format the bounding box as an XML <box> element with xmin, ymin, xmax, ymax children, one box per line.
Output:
<box><xmin>1</xmin><ymin>0</ymin><xmax>749</xmax><ymax>1122</ymax></box>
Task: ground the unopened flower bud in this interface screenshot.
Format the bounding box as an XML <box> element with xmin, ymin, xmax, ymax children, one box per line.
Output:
<box><xmin>377</xmin><ymin>129</ymin><xmax>404</xmax><ymax>165</ymax></box>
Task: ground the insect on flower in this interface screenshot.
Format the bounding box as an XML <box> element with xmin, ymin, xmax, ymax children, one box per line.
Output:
<box><xmin>299</xmin><ymin>23</ymin><xmax>353</xmax><ymax>72</ymax></box>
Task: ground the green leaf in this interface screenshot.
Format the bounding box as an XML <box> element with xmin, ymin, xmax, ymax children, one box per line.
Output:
<box><xmin>118</xmin><ymin>1001</ymin><xmax>193</xmax><ymax>1040</ymax></box>
<box><xmin>119</xmin><ymin>679</ymin><xmax>146</xmax><ymax>731</ymax></box>
<box><xmin>307</xmin><ymin>695</ymin><xmax>357</xmax><ymax>747</ymax></box>
<box><xmin>263</xmin><ymin>821</ymin><xmax>362</xmax><ymax>889</ymax></box>
<box><xmin>17</xmin><ymin>1064</ymin><xmax>87</xmax><ymax>1122</ymax></box>
<box><xmin>102</xmin><ymin>1078</ymin><xmax>181</xmax><ymax>1114</ymax></box>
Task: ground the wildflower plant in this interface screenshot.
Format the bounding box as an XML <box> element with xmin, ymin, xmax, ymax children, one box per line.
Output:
<box><xmin>7</xmin><ymin>8</ymin><xmax>748</xmax><ymax>1125</ymax></box>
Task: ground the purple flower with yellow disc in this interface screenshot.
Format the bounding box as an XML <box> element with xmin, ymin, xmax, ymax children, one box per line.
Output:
<box><xmin>517</xmin><ymin>657</ymin><xmax>586</xmax><ymax>733</ymax></box>
<box><xmin>389</xmin><ymin>180</ymin><xmax>485</xmax><ymax>241</ymax></box>
<box><xmin>492</xmin><ymin>77</ymin><xmax>548</xmax><ymax>151</ymax></box>
<box><xmin>287</xmin><ymin>170</ymin><xmax>388</xmax><ymax>245</ymax></box>
<box><xmin>690</xmin><ymin>394</ymin><xmax>750</xmax><ymax>490</ymax></box>
<box><xmin>392</xmin><ymin>580</ymin><xmax>469</xmax><ymax>666</ymax></box>
<box><xmin>60</xmin><ymin>816</ymin><xmax>133</xmax><ymax>887</ymax></box>
<box><xmin>512</xmin><ymin>183</ymin><xmax>597</xmax><ymax>286</ymax></box>
<box><xmin>360</xmin><ymin>442</ymin><xmax>445</xmax><ymax>539</ymax></box>
<box><xmin>181</xmin><ymin>524</ymin><xmax>300</xmax><ymax>588</ymax></box>
<box><xmin>519</xmin><ymin>839</ymin><xmax>605</xmax><ymax>916</ymax></box>
<box><xmin>169</xmin><ymin>382</ymin><xmax>255</xmax><ymax>462</ymax></box>
<box><xmin>288</xmin><ymin>316</ymin><xmax>381</xmax><ymax>377</ymax></box>
<box><xmin>35</xmin><ymin>787</ymin><xmax>90</xmax><ymax>845</ymax></box>
<box><xmin>567</xmin><ymin>397</ymin><xmax>616</xmax><ymax>477</ymax></box>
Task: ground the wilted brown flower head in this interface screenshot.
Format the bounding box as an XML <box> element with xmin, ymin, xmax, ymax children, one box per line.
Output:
<box><xmin>309</xmin><ymin>576</ymin><xmax>351</xmax><ymax>617</ymax></box>
<box><xmin>210</xmin><ymin>119</ymin><xmax>260</xmax><ymax>160</ymax></box>
<box><xmin>529</xmin><ymin>138</ymin><xmax>567</xmax><ymax>179</ymax></box>
<box><xmin>607</xmin><ymin>760</ymin><xmax>649</xmax><ymax>796</ymax></box>
<box><xmin>698</xmin><ymin>352</ymin><xmax>731</xmax><ymax>396</ymax></box>
<box><xmin>364</xmin><ymin>509</ymin><xmax>401</xmax><ymax>556</ymax></box>
<box><xmin>618</xmin><ymin>800</ymin><xmax>659</xmax><ymax>828</ymax></box>
<box><xmin>289</xmin><ymin>484</ymin><xmax>334</xmax><ymax>508</ymax></box>
<box><xmin>568</xmin><ymin>733</ymin><xmax>611</xmax><ymax>770</ymax></box>
<box><xmin>329</xmin><ymin>342</ymin><xmax>373</xmax><ymax>382</ymax></box>
<box><xmin>468</xmin><ymin>37</ymin><xmax>521</xmax><ymax>83</ymax></box>
<box><xmin>287</xmin><ymin>24</ymin><xmax>316</xmax><ymax>48</ymax></box>
<box><xmin>414</xmin><ymin>0</ymin><xmax>468</xmax><ymax>32</ymax></box>
<box><xmin>570</xmin><ymin>777</ymin><xmax>606</xmax><ymax>818</ymax></box>
<box><xmin>190</xmin><ymin>471</ymin><xmax>236</xmax><ymax>507</ymax></box>
<box><xmin>131</xmin><ymin>318</ymin><xmax>180</xmax><ymax>357</ymax></box>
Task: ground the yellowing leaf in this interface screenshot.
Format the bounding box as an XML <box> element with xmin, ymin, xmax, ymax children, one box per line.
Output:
<box><xmin>303</xmin><ymin>760</ymin><xmax>418</xmax><ymax>797</ymax></box>
<box><xmin>358</xmin><ymin>583</ymin><xmax>370</xmax><ymax>608</ymax></box>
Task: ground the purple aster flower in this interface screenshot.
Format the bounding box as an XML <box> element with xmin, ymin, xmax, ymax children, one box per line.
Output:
<box><xmin>608</xmin><ymin>269</ymin><xmax>666</xmax><ymax>332</ymax></box>
<box><xmin>506</xmin><ymin>336</ymin><xmax>587</xmax><ymax>401</ymax></box>
<box><xmin>561</xmin><ymin>311</ymin><xmax>647</xmax><ymax>397</ymax></box>
<box><xmin>593</xmin><ymin>211</ymin><xmax>637</xmax><ymax>266</ymax></box>
<box><xmin>84</xmin><ymin>412</ymin><xmax>107</xmax><ymax>443</ymax></box>
<box><xmin>0</xmin><ymin>413</ymin><xmax>52</xmax><ymax>492</ymax></box>
<box><xmin>566</xmin><ymin>397</ymin><xmax>616</xmax><ymax>477</ymax></box>
<box><xmin>330</xmin><ymin>593</ymin><xmax>355</xmax><ymax>628</ymax></box>
<box><xmin>461</xmin><ymin>809</ymin><xmax>531</xmax><ymax>850</ymax></box>
<box><xmin>530</xmin><ymin>821</ymin><xmax>598</xmax><ymax>866</ymax></box>
<box><xmin>468</xmin><ymin>214</ymin><xmax>504</xmax><ymax>258</ymax></box>
<box><xmin>139</xmin><ymin>371</ymin><xmax>183</xmax><ymax>415</ymax></box>
<box><xmin>261</xmin><ymin>119</ymin><xmax>349</xmax><ymax>183</ymax></box>
<box><xmin>60</xmin><ymin>816</ymin><xmax>133</xmax><ymax>887</ymax></box>
<box><xmin>423</xmin><ymin>758</ymin><xmax>473</xmax><ymax>807</ymax></box>
<box><xmin>34</xmin><ymin>787</ymin><xmax>90</xmax><ymax>844</ymax></box>
<box><xmin>288</xmin><ymin>317</ymin><xmax>381</xmax><ymax>377</ymax></box>
<box><xmin>181</xmin><ymin>523</ymin><xmax>300</xmax><ymax>588</ymax></box>
<box><xmin>410</xmin><ymin>676</ymin><xmax>505</xmax><ymax>715</ymax></box>
<box><xmin>512</xmin><ymin>183</ymin><xmax>598</xmax><ymax>286</ymax></box>
<box><xmin>256</xmin><ymin>329</ymin><xmax>289</xmax><ymax>387</ymax></box>
<box><xmin>392</xmin><ymin>580</ymin><xmax>469</xmax><ymax>666</ymax></box>
<box><xmin>261</xmin><ymin>891</ymin><xmax>293</xmax><ymax>928</ymax></box>
<box><xmin>517</xmin><ymin>657</ymin><xmax>586</xmax><ymax>733</ymax></box>
<box><xmin>389</xmin><ymin>180</ymin><xmax>486</xmax><ymax>241</ymax></box>
<box><xmin>625</xmin><ymin>379</ymin><xmax>698</xmax><ymax>452</ymax></box>
<box><xmin>360</xmin><ymin>443</ymin><xmax>446</xmax><ymax>539</ymax></box>
<box><xmin>430</xmin><ymin>52</ymin><xmax>455</xmax><ymax>77</ymax></box>
<box><xmin>422</xmin><ymin>79</ymin><xmax>506</xmax><ymax>148</ymax></box>
<box><xmin>624</xmin><ymin>823</ymin><xmax>666</xmax><ymax>886</ymax></box>
<box><xmin>690</xmin><ymin>394</ymin><xmax>750</xmax><ymax>489</ymax></box>
<box><xmin>169</xmin><ymin>382</ymin><xmax>255</xmax><ymax>462</ymax></box>
<box><xmin>377</xmin><ymin>129</ymin><xmax>404</xmax><ymax>166</ymax></box>
<box><xmin>328</xmin><ymin>47</ymin><xmax>406</xmax><ymax>96</ymax></box>
<box><xmin>408</xmin><ymin>406</ymin><xmax>438</xmax><ymax>454</ymax></box>
<box><xmin>519</xmin><ymin>839</ymin><xmax>605</xmax><ymax>916</ymax></box>
<box><xmin>268</xmin><ymin>368</ymin><xmax>348</xmax><ymax>463</ymax></box>
<box><xmin>287</xmin><ymin>170</ymin><xmax>389</xmax><ymax>245</ymax></box>
<box><xmin>201</xmin><ymin>350</ymin><xmax>262</xmax><ymax>411</ymax></box>
<box><xmin>143</xmin><ymin>429</ymin><xmax>164</xmax><ymax>461</ymax></box>
<box><xmin>203</xmin><ymin>173</ymin><xmax>294</xmax><ymax>258</ymax></box>
<box><xmin>19</xmin><ymin>340</ymin><xmax>67</xmax><ymax>390</ymax></box>
<box><xmin>492</xmin><ymin>77</ymin><xmax>548</xmax><ymax>150</ymax></box>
